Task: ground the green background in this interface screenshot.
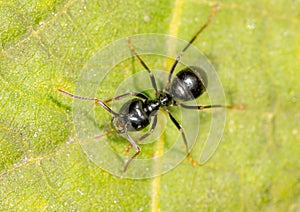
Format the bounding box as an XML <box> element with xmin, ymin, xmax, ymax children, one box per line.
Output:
<box><xmin>1</xmin><ymin>0</ymin><xmax>299</xmax><ymax>210</ymax></box>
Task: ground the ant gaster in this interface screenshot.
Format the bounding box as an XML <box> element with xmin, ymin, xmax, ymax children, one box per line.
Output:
<box><xmin>58</xmin><ymin>5</ymin><xmax>243</xmax><ymax>172</ymax></box>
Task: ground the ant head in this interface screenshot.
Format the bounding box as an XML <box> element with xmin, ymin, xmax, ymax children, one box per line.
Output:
<box><xmin>170</xmin><ymin>66</ymin><xmax>208</xmax><ymax>101</ymax></box>
<box><xmin>112</xmin><ymin>116</ymin><xmax>127</xmax><ymax>134</ymax></box>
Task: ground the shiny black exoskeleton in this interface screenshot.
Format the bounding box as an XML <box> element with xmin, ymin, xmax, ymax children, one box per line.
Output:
<box><xmin>57</xmin><ymin>5</ymin><xmax>239</xmax><ymax>172</ymax></box>
<box><xmin>170</xmin><ymin>66</ymin><xmax>208</xmax><ymax>101</ymax></box>
<box><xmin>113</xmin><ymin>66</ymin><xmax>207</xmax><ymax>134</ymax></box>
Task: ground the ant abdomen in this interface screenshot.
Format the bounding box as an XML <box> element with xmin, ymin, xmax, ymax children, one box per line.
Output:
<box><xmin>170</xmin><ymin>66</ymin><xmax>208</xmax><ymax>101</ymax></box>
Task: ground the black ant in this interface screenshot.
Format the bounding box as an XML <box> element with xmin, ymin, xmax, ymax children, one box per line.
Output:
<box><xmin>58</xmin><ymin>5</ymin><xmax>244</xmax><ymax>172</ymax></box>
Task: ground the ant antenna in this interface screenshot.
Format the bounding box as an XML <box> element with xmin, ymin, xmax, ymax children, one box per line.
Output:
<box><xmin>167</xmin><ymin>4</ymin><xmax>220</xmax><ymax>87</ymax></box>
<box><xmin>57</xmin><ymin>89</ymin><xmax>119</xmax><ymax>116</ymax></box>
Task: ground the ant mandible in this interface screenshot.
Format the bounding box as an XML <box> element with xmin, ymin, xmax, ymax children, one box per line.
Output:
<box><xmin>58</xmin><ymin>5</ymin><xmax>243</xmax><ymax>172</ymax></box>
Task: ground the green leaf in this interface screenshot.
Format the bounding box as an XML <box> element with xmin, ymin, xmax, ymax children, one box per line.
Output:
<box><xmin>1</xmin><ymin>0</ymin><xmax>299</xmax><ymax>210</ymax></box>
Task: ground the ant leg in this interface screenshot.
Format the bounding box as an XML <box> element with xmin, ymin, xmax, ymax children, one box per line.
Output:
<box><xmin>167</xmin><ymin>4</ymin><xmax>219</xmax><ymax>87</ymax></box>
<box><xmin>178</xmin><ymin>103</ymin><xmax>246</xmax><ymax>110</ymax></box>
<box><xmin>127</xmin><ymin>38</ymin><xmax>159</xmax><ymax>97</ymax></box>
<box><xmin>123</xmin><ymin>124</ymin><xmax>141</xmax><ymax>172</ymax></box>
<box><xmin>164</xmin><ymin>107</ymin><xmax>197</xmax><ymax>166</ymax></box>
<box><xmin>125</xmin><ymin>115</ymin><xmax>158</xmax><ymax>154</ymax></box>
<box><xmin>104</xmin><ymin>92</ymin><xmax>148</xmax><ymax>103</ymax></box>
<box><xmin>137</xmin><ymin>114</ymin><xmax>158</xmax><ymax>142</ymax></box>
<box><xmin>94</xmin><ymin>129</ymin><xmax>115</xmax><ymax>139</ymax></box>
<box><xmin>103</xmin><ymin>47</ymin><xmax>149</xmax><ymax>104</ymax></box>
<box><xmin>57</xmin><ymin>89</ymin><xmax>119</xmax><ymax>116</ymax></box>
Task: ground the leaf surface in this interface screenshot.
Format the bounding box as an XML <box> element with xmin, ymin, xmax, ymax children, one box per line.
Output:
<box><xmin>0</xmin><ymin>0</ymin><xmax>299</xmax><ymax>210</ymax></box>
